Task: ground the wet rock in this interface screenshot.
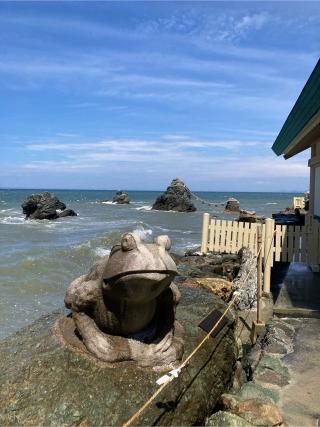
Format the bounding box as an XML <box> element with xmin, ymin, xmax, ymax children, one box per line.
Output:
<box><xmin>112</xmin><ymin>190</ymin><xmax>130</xmax><ymax>204</ymax></box>
<box><xmin>225</xmin><ymin>198</ymin><xmax>240</xmax><ymax>212</ymax></box>
<box><xmin>58</xmin><ymin>208</ymin><xmax>77</xmax><ymax>218</ymax></box>
<box><xmin>182</xmin><ymin>277</ymin><xmax>232</xmax><ymax>301</ymax></box>
<box><xmin>152</xmin><ymin>178</ymin><xmax>196</xmax><ymax>212</ymax></box>
<box><xmin>206</xmin><ymin>411</ymin><xmax>254</xmax><ymax>426</ymax></box>
<box><xmin>0</xmin><ymin>286</ymin><xmax>237</xmax><ymax>426</ymax></box>
<box><xmin>239</xmin><ymin>210</ymin><xmax>257</xmax><ymax>223</ymax></box>
<box><xmin>21</xmin><ymin>192</ymin><xmax>77</xmax><ymax>220</ymax></box>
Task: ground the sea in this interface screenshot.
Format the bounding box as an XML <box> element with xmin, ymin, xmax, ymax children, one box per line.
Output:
<box><xmin>0</xmin><ymin>189</ymin><xmax>301</xmax><ymax>339</ymax></box>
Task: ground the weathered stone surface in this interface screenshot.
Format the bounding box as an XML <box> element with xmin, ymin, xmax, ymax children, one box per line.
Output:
<box><xmin>206</xmin><ymin>411</ymin><xmax>254</xmax><ymax>426</ymax></box>
<box><xmin>233</xmin><ymin>398</ymin><xmax>283</xmax><ymax>426</ymax></box>
<box><xmin>182</xmin><ymin>277</ymin><xmax>232</xmax><ymax>301</ymax></box>
<box><xmin>152</xmin><ymin>178</ymin><xmax>196</xmax><ymax>212</ymax></box>
<box><xmin>262</xmin><ymin>321</ymin><xmax>294</xmax><ymax>356</ymax></box>
<box><xmin>254</xmin><ymin>354</ymin><xmax>290</xmax><ymax>384</ymax></box>
<box><xmin>21</xmin><ymin>192</ymin><xmax>77</xmax><ymax>220</ymax></box>
<box><xmin>237</xmin><ymin>382</ymin><xmax>280</xmax><ymax>403</ymax></box>
<box><xmin>173</xmin><ymin>252</ymin><xmax>240</xmax><ymax>283</ymax></box>
<box><xmin>233</xmin><ymin>248</ymin><xmax>257</xmax><ymax>311</ymax></box>
<box><xmin>225</xmin><ymin>198</ymin><xmax>240</xmax><ymax>212</ymax></box>
<box><xmin>254</xmin><ymin>369</ymin><xmax>289</xmax><ymax>387</ymax></box>
<box><xmin>0</xmin><ymin>286</ymin><xmax>238</xmax><ymax>426</ymax></box>
<box><xmin>232</xmin><ymin>360</ymin><xmax>247</xmax><ymax>391</ymax></box>
<box><xmin>239</xmin><ymin>210</ymin><xmax>257</xmax><ymax>223</ymax></box>
<box><xmin>112</xmin><ymin>190</ymin><xmax>130</xmax><ymax>204</ymax></box>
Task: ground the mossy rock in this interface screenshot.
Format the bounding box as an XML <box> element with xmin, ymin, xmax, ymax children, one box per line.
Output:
<box><xmin>0</xmin><ymin>286</ymin><xmax>237</xmax><ymax>426</ymax></box>
<box><xmin>206</xmin><ymin>411</ymin><xmax>253</xmax><ymax>426</ymax></box>
<box><xmin>238</xmin><ymin>382</ymin><xmax>280</xmax><ymax>403</ymax></box>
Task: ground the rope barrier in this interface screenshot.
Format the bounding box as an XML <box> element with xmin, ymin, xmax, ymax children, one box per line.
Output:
<box><xmin>123</xmin><ymin>231</ymin><xmax>276</xmax><ymax>427</ymax></box>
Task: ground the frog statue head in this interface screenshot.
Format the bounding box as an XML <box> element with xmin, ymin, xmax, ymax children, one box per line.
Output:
<box><xmin>60</xmin><ymin>233</ymin><xmax>184</xmax><ymax>368</ymax></box>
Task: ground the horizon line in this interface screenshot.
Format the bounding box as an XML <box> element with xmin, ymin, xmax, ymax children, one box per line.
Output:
<box><xmin>0</xmin><ymin>187</ymin><xmax>307</xmax><ymax>194</ymax></box>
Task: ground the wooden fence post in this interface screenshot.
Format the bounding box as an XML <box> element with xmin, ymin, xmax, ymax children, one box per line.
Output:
<box><xmin>256</xmin><ymin>226</ymin><xmax>263</xmax><ymax>323</ymax></box>
<box><xmin>263</xmin><ymin>218</ymin><xmax>275</xmax><ymax>294</ymax></box>
<box><xmin>201</xmin><ymin>213</ymin><xmax>210</xmax><ymax>254</ymax></box>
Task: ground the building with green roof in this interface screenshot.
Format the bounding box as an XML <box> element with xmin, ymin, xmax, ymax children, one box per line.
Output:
<box><xmin>272</xmin><ymin>58</ymin><xmax>320</xmax><ymax>218</ymax></box>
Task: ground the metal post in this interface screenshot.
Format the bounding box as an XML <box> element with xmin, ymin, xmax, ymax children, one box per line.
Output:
<box><xmin>201</xmin><ymin>213</ymin><xmax>210</xmax><ymax>254</ymax></box>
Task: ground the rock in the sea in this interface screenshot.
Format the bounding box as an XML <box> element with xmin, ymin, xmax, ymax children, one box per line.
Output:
<box><xmin>0</xmin><ymin>286</ymin><xmax>238</xmax><ymax>426</ymax></box>
<box><xmin>152</xmin><ymin>178</ymin><xmax>196</xmax><ymax>212</ymax></box>
<box><xmin>112</xmin><ymin>190</ymin><xmax>130</xmax><ymax>204</ymax></box>
<box><xmin>58</xmin><ymin>208</ymin><xmax>77</xmax><ymax>218</ymax></box>
<box><xmin>239</xmin><ymin>210</ymin><xmax>257</xmax><ymax>223</ymax></box>
<box><xmin>21</xmin><ymin>192</ymin><xmax>77</xmax><ymax>220</ymax></box>
<box><xmin>225</xmin><ymin>198</ymin><xmax>240</xmax><ymax>212</ymax></box>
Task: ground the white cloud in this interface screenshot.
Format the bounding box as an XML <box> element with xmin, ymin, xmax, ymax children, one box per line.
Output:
<box><xmin>23</xmin><ymin>135</ymin><xmax>308</xmax><ymax>183</ymax></box>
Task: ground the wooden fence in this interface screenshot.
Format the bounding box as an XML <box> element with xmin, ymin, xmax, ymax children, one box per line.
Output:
<box><xmin>201</xmin><ymin>213</ymin><xmax>320</xmax><ymax>293</ymax></box>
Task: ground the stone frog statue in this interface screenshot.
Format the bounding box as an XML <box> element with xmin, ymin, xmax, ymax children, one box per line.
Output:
<box><xmin>63</xmin><ymin>233</ymin><xmax>184</xmax><ymax>368</ymax></box>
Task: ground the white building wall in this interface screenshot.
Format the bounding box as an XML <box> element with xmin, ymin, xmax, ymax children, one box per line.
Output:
<box><xmin>314</xmin><ymin>166</ymin><xmax>320</xmax><ymax>217</ymax></box>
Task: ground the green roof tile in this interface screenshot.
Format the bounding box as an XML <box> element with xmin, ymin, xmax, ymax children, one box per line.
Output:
<box><xmin>272</xmin><ymin>59</ymin><xmax>320</xmax><ymax>156</ymax></box>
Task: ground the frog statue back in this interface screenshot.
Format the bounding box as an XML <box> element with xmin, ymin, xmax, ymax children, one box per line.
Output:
<box><xmin>59</xmin><ymin>232</ymin><xmax>184</xmax><ymax>368</ymax></box>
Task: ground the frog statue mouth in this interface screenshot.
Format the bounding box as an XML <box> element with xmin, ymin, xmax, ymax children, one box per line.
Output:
<box><xmin>60</xmin><ymin>232</ymin><xmax>184</xmax><ymax>368</ymax></box>
<box><xmin>102</xmin><ymin>269</ymin><xmax>178</xmax><ymax>303</ymax></box>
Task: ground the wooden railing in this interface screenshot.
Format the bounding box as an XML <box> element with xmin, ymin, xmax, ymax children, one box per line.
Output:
<box><xmin>201</xmin><ymin>213</ymin><xmax>320</xmax><ymax>292</ymax></box>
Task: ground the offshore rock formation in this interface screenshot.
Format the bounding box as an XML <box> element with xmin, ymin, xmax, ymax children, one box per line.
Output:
<box><xmin>225</xmin><ymin>198</ymin><xmax>240</xmax><ymax>212</ymax></box>
<box><xmin>113</xmin><ymin>190</ymin><xmax>130</xmax><ymax>204</ymax></box>
<box><xmin>21</xmin><ymin>192</ymin><xmax>77</xmax><ymax>220</ymax></box>
<box><xmin>239</xmin><ymin>210</ymin><xmax>257</xmax><ymax>223</ymax></box>
<box><xmin>152</xmin><ymin>178</ymin><xmax>196</xmax><ymax>212</ymax></box>
<box><xmin>63</xmin><ymin>233</ymin><xmax>184</xmax><ymax>368</ymax></box>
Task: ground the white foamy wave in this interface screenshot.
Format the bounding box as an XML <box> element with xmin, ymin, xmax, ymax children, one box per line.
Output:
<box><xmin>265</xmin><ymin>202</ymin><xmax>278</xmax><ymax>205</ymax></box>
<box><xmin>0</xmin><ymin>216</ymin><xmax>25</xmax><ymax>224</ymax></box>
<box><xmin>133</xmin><ymin>227</ymin><xmax>153</xmax><ymax>241</ymax></box>
<box><xmin>74</xmin><ymin>241</ymin><xmax>91</xmax><ymax>250</ymax></box>
<box><xmin>94</xmin><ymin>247</ymin><xmax>111</xmax><ymax>257</ymax></box>
<box><xmin>0</xmin><ymin>208</ymin><xmax>15</xmax><ymax>213</ymax></box>
<box><xmin>135</xmin><ymin>205</ymin><xmax>152</xmax><ymax>211</ymax></box>
<box><xmin>101</xmin><ymin>201</ymin><xmax>116</xmax><ymax>205</ymax></box>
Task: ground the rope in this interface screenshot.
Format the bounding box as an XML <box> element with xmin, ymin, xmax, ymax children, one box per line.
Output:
<box><xmin>123</xmin><ymin>232</ymin><xmax>276</xmax><ymax>427</ymax></box>
<box><xmin>185</xmin><ymin>185</ymin><xmax>227</xmax><ymax>208</ymax></box>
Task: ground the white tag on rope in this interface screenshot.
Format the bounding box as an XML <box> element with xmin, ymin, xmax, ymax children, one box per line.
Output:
<box><xmin>156</xmin><ymin>374</ymin><xmax>171</xmax><ymax>385</ymax></box>
<box><xmin>169</xmin><ymin>368</ymin><xmax>181</xmax><ymax>378</ymax></box>
<box><xmin>156</xmin><ymin>368</ymin><xmax>182</xmax><ymax>385</ymax></box>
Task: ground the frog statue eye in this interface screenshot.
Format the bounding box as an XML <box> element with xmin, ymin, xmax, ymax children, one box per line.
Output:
<box><xmin>154</xmin><ymin>235</ymin><xmax>171</xmax><ymax>251</ymax></box>
<box><xmin>121</xmin><ymin>233</ymin><xmax>140</xmax><ymax>251</ymax></box>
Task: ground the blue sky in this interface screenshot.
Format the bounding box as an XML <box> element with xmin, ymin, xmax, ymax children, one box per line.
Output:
<box><xmin>0</xmin><ymin>1</ymin><xmax>319</xmax><ymax>191</ymax></box>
